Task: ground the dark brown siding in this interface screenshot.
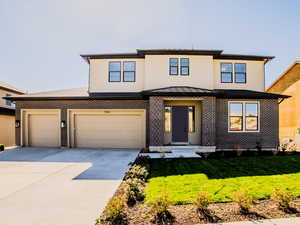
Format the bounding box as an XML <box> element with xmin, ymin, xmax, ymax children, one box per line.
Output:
<box><xmin>216</xmin><ymin>99</ymin><xmax>279</xmax><ymax>149</ymax></box>
<box><xmin>16</xmin><ymin>100</ymin><xmax>149</xmax><ymax>147</ymax></box>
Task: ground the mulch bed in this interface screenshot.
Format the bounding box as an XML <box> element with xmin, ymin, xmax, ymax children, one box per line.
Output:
<box><xmin>100</xmin><ymin>181</ymin><xmax>300</xmax><ymax>225</ymax></box>
<box><xmin>124</xmin><ymin>199</ymin><xmax>300</xmax><ymax>225</ymax></box>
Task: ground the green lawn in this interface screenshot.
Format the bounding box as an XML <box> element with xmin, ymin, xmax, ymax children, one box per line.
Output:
<box><xmin>145</xmin><ymin>155</ymin><xmax>300</xmax><ymax>204</ymax></box>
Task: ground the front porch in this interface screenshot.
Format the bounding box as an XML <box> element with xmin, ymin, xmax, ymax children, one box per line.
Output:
<box><xmin>148</xmin><ymin>93</ymin><xmax>217</xmax><ymax>152</ymax></box>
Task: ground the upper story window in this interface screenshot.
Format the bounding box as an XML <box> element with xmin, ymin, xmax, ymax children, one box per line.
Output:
<box><xmin>169</xmin><ymin>58</ymin><xmax>178</xmax><ymax>75</ymax></box>
<box><xmin>109</xmin><ymin>62</ymin><xmax>121</xmax><ymax>82</ymax></box>
<box><xmin>123</xmin><ymin>61</ymin><xmax>136</xmax><ymax>82</ymax></box>
<box><xmin>221</xmin><ymin>63</ymin><xmax>233</xmax><ymax>83</ymax></box>
<box><xmin>235</xmin><ymin>63</ymin><xmax>246</xmax><ymax>83</ymax></box>
<box><xmin>169</xmin><ymin>58</ymin><xmax>190</xmax><ymax>76</ymax></box>
<box><xmin>180</xmin><ymin>58</ymin><xmax>189</xmax><ymax>75</ymax></box>
<box><xmin>5</xmin><ymin>93</ymin><xmax>13</xmax><ymax>106</ymax></box>
<box><xmin>228</xmin><ymin>102</ymin><xmax>259</xmax><ymax>132</ymax></box>
<box><xmin>221</xmin><ymin>63</ymin><xmax>247</xmax><ymax>83</ymax></box>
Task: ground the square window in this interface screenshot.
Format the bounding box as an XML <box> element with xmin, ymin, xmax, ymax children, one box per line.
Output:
<box><xmin>123</xmin><ymin>71</ymin><xmax>135</xmax><ymax>82</ymax></box>
<box><xmin>221</xmin><ymin>72</ymin><xmax>233</xmax><ymax>83</ymax></box>
<box><xmin>229</xmin><ymin>117</ymin><xmax>243</xmax><ymax>131</ymax></box>
<box><xmin>235</xmin><ymin>73</ymin><xmax>246</xmax><ymax>83</ymax></box>
<box><xmin>109</xmin><ymin>71</ymin><xmax>121</xmax><ymax>82</ymax></box>
<box><xmin>170</xmin><ymin>66</ymin><xmax>178</xmax><ymax>75</ymax></box>
<box><xmin>245</xmin><ymin>117</ymin><xmax>258</xmax><ymax>130</ymax></box>
<box><xmin>181</xmin><ymin>66</ymin><xmax>189</xmax><ymax>75</ymax></box>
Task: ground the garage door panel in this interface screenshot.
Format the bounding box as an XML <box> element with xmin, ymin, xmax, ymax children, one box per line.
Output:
<box><xmin>28</xmin><ymin>114</ymin><xmax>60</xmax><ymax>147</ymax></box>
<box><xmin>74</xmin><ymin>113</ymin><xmax>144</xmax><ymax>148</ymax></box>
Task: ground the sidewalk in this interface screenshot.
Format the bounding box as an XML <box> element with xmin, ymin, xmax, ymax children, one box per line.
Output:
<box><xmin>204</xmin><ymin>217</ymin><xmax>300</xmax><ymax>225</ymax></box>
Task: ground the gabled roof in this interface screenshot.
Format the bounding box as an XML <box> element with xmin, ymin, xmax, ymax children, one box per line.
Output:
<box><xmin>267</xmin><ymin>61</ymin><xmax>300</xmax><ymax>93</ymax></box>
<box><xmin>81</xmin><ymin>49</ymin><xmax>274</xmax><ymax>64</ymax></box>
<box><xmin>0</xmin><ymin>81</ymin><xmax>24</xmax><ymax>94</ymax></box>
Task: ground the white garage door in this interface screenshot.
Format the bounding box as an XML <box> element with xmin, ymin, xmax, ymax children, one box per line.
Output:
<box><xmin>28</xmin><ymin>114</ymin><xmax>60</xmax><ymax>147</ymax></box>
<box><xmin>73</xmin><ymin>112</ymin><xmax>145</xmax><ymax>148</ymax></box>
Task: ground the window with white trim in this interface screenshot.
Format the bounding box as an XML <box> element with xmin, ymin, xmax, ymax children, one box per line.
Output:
<box><xmin>228</xmin><ymin>102</ymin><xmax>259</xmax><ymax>132</ymax></box>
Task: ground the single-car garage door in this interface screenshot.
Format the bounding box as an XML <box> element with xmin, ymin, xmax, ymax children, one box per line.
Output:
<box><xmin>23</xmin><ymin>110</ymin><xmax>60</xmax><ymax>147</ymax></box>
<box><xmin>71</xmin><ymin>110</ymin><xmax>145</xmax><ymax>148</ymax></box>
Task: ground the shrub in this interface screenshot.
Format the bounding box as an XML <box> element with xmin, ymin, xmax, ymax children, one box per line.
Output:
<box><xmin>124</xmin><ymin>178</ymin><xmax>144</xmax><ymax>206</ymax></box>
<box><xmin>148</xmin><ymin>193</ymin><xmax>174</xmax><ymax>224</ymax></box>
<box><xmin>232</xmin><ymin>190</ymin><xmax>253</xmax><ymax>214</ymax></box>
<box><xmin>193</xmin><ymin>192</ymin><xmax>212</xmax><ymax>211</ymax></box>
<box><xmin>271</xmin><ymin>189</ymin><xmax>296</xmax><ymax>210</ymax></box>
<box><xmin>98</xmin><ymin>195</ymin><xmax>127</xmax><ymax>225</ymax></box>
<box><xmin>124</xmin><ymin>165</ymin><xmax>148</xmax><ymax>182</ymax></box>
<box><xmin>0</xmin><ymin>144</ymin><xmax>4</xmax><ymax>151</ymax></box>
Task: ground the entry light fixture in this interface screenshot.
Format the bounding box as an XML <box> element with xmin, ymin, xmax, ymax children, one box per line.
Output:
<box><xmin>15</xmin><ymin>120</ymin><xmax>20</xmax><ymax>128</ymax></box>
<box><xmin>61</xmin><ymin>120</ymin><xmax>66</xmax><ymax>128</ymax></box>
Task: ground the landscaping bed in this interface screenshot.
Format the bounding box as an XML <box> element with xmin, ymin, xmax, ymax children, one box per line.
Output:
<box><xmin>97</xmin><ymin>155</ymin><xmax>300</xmax><ymax>225</ymax></box>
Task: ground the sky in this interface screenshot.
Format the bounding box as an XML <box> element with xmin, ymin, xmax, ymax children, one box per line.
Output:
<box><xmin>1</xmin><ymin>0</ymin><xmax>299</xmax><ymax>93</ymax></box>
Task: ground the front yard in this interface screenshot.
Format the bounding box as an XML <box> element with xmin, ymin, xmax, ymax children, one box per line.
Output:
<box><xmin>146</xmin><ymin>155</ymin><xmax>300</xmax><ymax>204</ymax></box>
<box><xmin>98</xmin><ymin>154</ymin><xmax>300</xmax><ymax>225</ymax></box>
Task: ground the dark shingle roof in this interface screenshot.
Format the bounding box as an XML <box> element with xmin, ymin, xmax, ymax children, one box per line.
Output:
<box><xmin>142</xmin><ymin>86</ymin><xmax>213</xmax><ymax>96</ymax></box>
<box><xmin>143</xmin><ymin>86</ymin><xmax>289</xmax><ymax>99</ymax></box>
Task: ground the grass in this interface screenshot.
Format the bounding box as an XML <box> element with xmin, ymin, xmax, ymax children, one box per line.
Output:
<box><xmin>145</xmin><ymin>155</ymin><xmax>300</xmax><ymax>204</ymax></box>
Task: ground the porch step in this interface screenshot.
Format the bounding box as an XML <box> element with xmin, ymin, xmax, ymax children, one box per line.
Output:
<box><xmin>149</xmin><ymin>145</ymin><xmax>216</xmax><ymax>153</ymax></box>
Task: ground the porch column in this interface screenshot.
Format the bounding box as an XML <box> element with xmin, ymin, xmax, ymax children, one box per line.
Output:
<box><xmin>149</xmin><ymin>96</ymin><xmax>164</xmax><ymax>146</ymax></box>
<box><xmin>201</xmin><ymin>96</ymin><xmax>216</xmax><ymax>146</ymax></box>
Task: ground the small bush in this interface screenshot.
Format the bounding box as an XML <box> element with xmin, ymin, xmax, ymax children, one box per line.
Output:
<box><xmin>124</xmin><ymin>178</ymin><xmax>144</xmax><ymax>206</ymax></box>
<box><xmin>271</xmin><ymin>189</ymin><xmax>296</xmax><ymax>210</ymax></box>
<box><xmin>148</xmin><ymin>193</ymin><xmax>174</xmax><ymax>224</ymax></box>
<box><xmin>98</xmin><ymin>195</ymin><xmax>127</xmax><ymax>225</ymax></box>
<box><xmin>232</xmin><ymin>190</ymin><xmax>253</xmax><ymax>214</ymax></box>
<box><xmin>0</xmin><ymin>144</ymin><xmax>4</xmax><ymax>151</ymax></box>
<box><xmin>124</xmin><ymin>165</ymin><xmax>148</xmax><ymax>182</ymax></box>
<box><xmin>193</xmin><ymin>192</ymin><xmax>212</xmax><ymax>211</ymax></box>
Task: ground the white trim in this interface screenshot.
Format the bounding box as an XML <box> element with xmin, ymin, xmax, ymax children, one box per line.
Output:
<box><xmin>227</xmin><ymin>101</ymin><xmax>260</xmax><ymax>133</ymax></box>
<box><xmin>20</xmin><ymin>109</ymin><xmax>61</xmax><ymax>147</ymax></box>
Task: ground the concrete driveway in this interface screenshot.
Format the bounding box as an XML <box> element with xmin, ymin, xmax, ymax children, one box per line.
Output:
<box><xmin>0</xmin><ymin>147</ymin><xmax>139</xmax><ymax>225</ymax></box>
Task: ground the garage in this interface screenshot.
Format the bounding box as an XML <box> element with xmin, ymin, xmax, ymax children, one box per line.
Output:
<box><xmin>22</xmin><ymin>110</ymin><xmax>60</xmax><ymax>147</ymax></box>
<box><xmin>69</xmin><ymin>110</ymin><xmax>146</xmax><ymax>148</ymax></box>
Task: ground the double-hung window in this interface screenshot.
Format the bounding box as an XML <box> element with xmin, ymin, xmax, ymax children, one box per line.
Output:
<box><xmin>235</xmin><ymin>63</ymin><xmax>246</xmax><ymax>83</ymax></box>
<box><xmin>180</xmin><ymin>58</ymin><xmax>189</xmax><ymax>75</ymax></box>
<box><xmin>221</xmin><ymin>63</ymin><xmax>233</xmax><ymax>83</ymax></box>
<box><xmin>123</xmin><ymin>61</ymin><xmax>135</xmax><ymax>82</ymax></box>
<box><xmin>109</xmin><ymin>62</ymin><xmax>121</xmax><ymax>82</ymax></box>
<box><xmin>228</xmin><ymin>102</ymin><xmax>259</xmax><ymax>132</ymax></box>
<box><xmin>169</xmin><ymin>58</ymin><xmax>178</xmax><ymax>75</ymax></box>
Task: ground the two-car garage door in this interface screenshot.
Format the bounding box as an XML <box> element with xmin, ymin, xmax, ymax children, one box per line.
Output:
<box><xmin>22</xmin><ymin>109</ymin><xmax>146</xmax><ymax>148</ymax></box>
<box><xmin>72</xmin><ymin>111</ymin><xmax>145</xmax><ymax>148</ymax></box>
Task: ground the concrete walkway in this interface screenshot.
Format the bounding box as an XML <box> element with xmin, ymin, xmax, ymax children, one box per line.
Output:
<box><xmin>0</xmin><ymin>147</ymin><xmax>139</xmax><ymax>225</ymax></box>
<box><xmin>204</xmin><ymin>217</ymin><xmax>300</xmax><ymax>225</ymax></box>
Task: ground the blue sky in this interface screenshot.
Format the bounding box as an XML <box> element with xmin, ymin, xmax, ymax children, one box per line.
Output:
<box><xmin>1</xmin><ymin>0</ymin><xmax>299</xmax><ymax>93</ymax></box>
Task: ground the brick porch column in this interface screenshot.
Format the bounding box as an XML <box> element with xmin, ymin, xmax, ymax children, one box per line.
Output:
<box><xmin>149</xmin><ymin>96</ymin><xmax>164</xmax><ymax>146</ymax></box>
<box><xmin>201</xmin><ymin>96</ymin><xmax>216</xmax><ymax>146</ymax></box>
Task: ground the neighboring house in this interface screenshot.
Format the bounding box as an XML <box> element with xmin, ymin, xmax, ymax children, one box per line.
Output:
<box><xmin>0</xmin><ymin>81</ymin><xmax>24</xmax><ymax>147</ymax></box>
<box><xmin>6</xmin><ymin>49</ymin><xmax>288</xmax><ymax>151</ymax></box>
<box><xmin>267</xmin><ymin>61</ymin><xmax>300</xmax><ymax>148</ymax></box>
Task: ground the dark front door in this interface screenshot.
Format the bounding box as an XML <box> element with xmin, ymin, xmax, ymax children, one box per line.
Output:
<box><xmin>172</xmin><ymin>106</ymin><xmax>189</xmax><ymax>143</ymax></box>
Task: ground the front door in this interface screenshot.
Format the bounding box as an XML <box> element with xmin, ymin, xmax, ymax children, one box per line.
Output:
<box><xmin>172</xmin><ymin>106</ymin><xmax>189</xmax><ymax>143</ymax></box>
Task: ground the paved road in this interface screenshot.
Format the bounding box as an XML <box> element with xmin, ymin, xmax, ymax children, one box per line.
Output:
<box><xmin>0</xmin><ymin>147</ymin><xmax>139</xmax><ymax>225</ymax></box>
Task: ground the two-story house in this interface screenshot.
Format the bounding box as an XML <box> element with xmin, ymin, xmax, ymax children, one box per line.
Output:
<box><xmin>0</xmin><ymin>81</ymin><xmax>24</xmax><ymax>147</ymax></box>
<box><xmin>6</xmin><ymin>49</ymin><xmax>288</xmax><ymax>151</ymax></box>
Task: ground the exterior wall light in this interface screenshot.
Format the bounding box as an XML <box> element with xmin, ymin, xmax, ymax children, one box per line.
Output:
<box><xmin>61</xmin><ymin>121</ymin><xmax>66</xmax><ymax>128</ymax></box>
<box><xmin>15</xmin><ymin>120</ymin><xmax>20</xmax><ymax>128</ymax></box>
